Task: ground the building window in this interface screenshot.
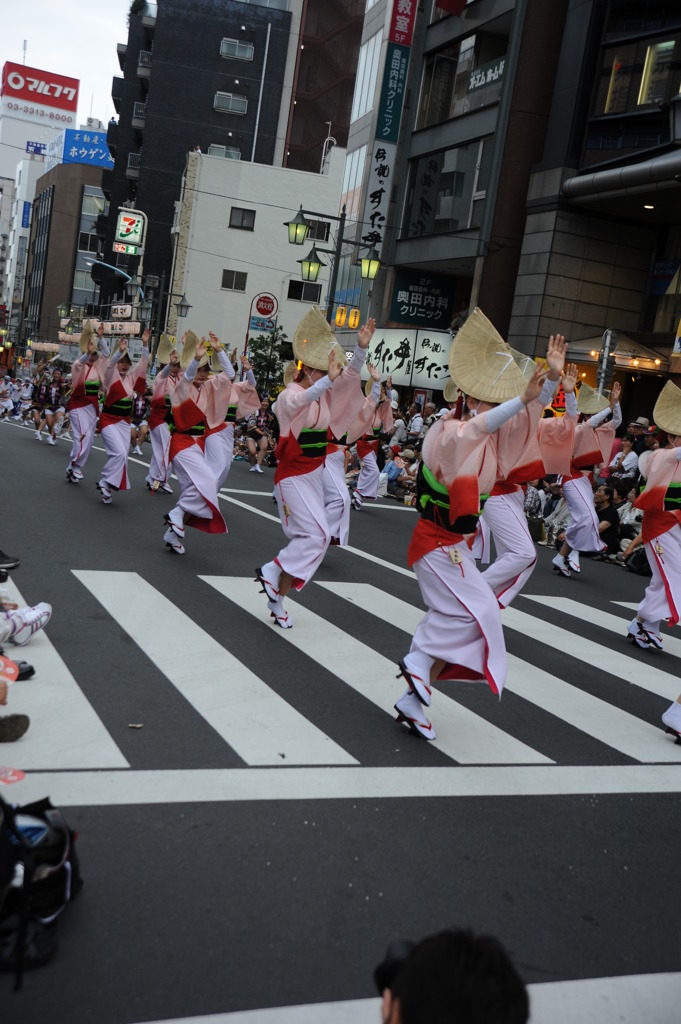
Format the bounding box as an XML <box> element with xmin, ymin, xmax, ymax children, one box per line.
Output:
<box><xmin>401</xmin><ymin>137</ymin><xmax>492</xmax><ymax>239</ymax></box>
<box><xmin>214</xmin><ymin>92</ymin><xmax>248</xmax><ymax>115</ymax></box>
<box><xmin>81</xmin><ymin>194</ymin><xmax>105</xmax><ymax>216</ymax></box>
<box><xmin>416</xmin><ymin>35</ymin><xmax>506</xmax><ymax>129</ymax></box>
<box><xmin>306</xmin><ymin>219</ymin><xmax>330</xmax><ymax>242</ymax></box>
<box><xmin>208</xmin><ymin>144</ymin><xmax>241</xmax><ymax>159</ymax></box>
<box><xmin>350</xmin><ymin>32</ymin><xmax>382</xmax><ymax>124</ymax></box>
<box><xmin>594</xmin><ymin>36</ymin><xmax>681</xmax><ymax>116</ymax></box>
<box><xmin>73</xmin><ymin>269</ymin><xmax>94</xmax><ymax>290</ymax></box>
<box><xmin>78</xmin><ymin>231</ymin><xmax>99</xmax><ymax>253</ymax></box>
<box><xmin>288</xmin><ymin>280</ymin><xmax>322</xmax><ymax>303</ymax></box>
<box><xmin>229</xmin><ymin>207</ymin><xmax>256</xmax><ymax>230</ymax></box>
<box><xmin>222</xmin><ymin>269</ymin><xmax>247</xmax><ymax>291</ymax></box>
<box><xmin>220</xmin><ymin>38</ymin><xmax>255</xmax><ymax>60</ymax></box>
<box><xmin>341</xmin><ymin>145</ymin><xmax>368</xmax><ymax>217</ymax></box>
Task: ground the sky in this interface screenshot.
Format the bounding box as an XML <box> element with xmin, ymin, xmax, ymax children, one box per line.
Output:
<box><xmin>2</xmin><ymin>0</ymin><xmax>134</xmax><ymax>127</ymax></box>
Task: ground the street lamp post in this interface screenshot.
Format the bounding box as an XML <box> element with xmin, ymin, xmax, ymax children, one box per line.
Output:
<box><xmin>284</xmin><ymin>204</ymin><xmax>381</xmax><ymax>324</ymax></box>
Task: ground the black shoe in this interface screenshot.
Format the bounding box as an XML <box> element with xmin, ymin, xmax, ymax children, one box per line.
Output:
<box><xmin>0</xmin><ymin>550</ymin><xmax>19</xmax><ymax>571</ymax></box>
<box><xmin>0</xmin><ymin>715</ymin><xmax>30</xmax><ymax>742</ymax></box>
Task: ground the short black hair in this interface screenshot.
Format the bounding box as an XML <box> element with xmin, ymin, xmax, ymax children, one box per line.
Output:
<box><xmin>597</xmin><ymin>485</ymin><xmax>614</xmax><ymax>502</ymax></box>
<box><xmin>389</xmin><ymin>929</ymin><xmax>529</xmax><ymax>1024</ymax></box>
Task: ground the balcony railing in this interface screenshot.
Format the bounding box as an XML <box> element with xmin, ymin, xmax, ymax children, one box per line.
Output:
<box><xmin>132</xmin><ymin>102</ymin><xmax>147</xmax><ymax>129</ymax></box>
<box><xmin>137</xmin><ymin>50</ymin><xmax>152</xmax><ymax>77</ymax></box>
<box><xmin>126</xmin><ymin>152</ymin><xmax>142</xmax><ymax>179</ymax></box>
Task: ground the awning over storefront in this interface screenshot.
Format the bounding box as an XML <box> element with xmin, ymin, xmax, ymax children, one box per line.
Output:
<box><xmin>563</xmin><ymin>150</ymin><xmax>681</xmax><ymax>202</ymax></box>
<box><xmin>568</xmin><ymin>334</ymin><xmax>668</xmax><ymax>373</ymax></box>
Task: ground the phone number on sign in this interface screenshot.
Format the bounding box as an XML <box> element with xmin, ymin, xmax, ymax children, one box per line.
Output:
<box><xmin>5</xmin><ymin>102</ymin><xmax>73</xmax><ymax>122</ymax></box>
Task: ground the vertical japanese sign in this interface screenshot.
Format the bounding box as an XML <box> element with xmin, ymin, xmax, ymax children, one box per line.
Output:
<box><xmin>360</xmin><ymin>1</ymin><xmax>418</xmax><ymax>258</ymax></box>
<box><xmin>21</xmin><ymin>202</ymin><xmax>31</xmax><ymax>229</ymax></box>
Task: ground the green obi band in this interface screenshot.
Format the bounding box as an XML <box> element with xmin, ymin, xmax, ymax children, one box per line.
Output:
<box><xmin>418</xmin><ymin>464</ymin><xmax>488</xmax><ymax>534</ymax></box>
<box><xmin>169</xmin><ymin>423</ymin><xmax>205</xmax><ymax>436</ymax></box>
<box><xmin>372</xmin><ymin>426</ymin><xmax>381</xmax><ymax>439</ymax></box>
<box><xmin>84</xmin><ymin>380</ymin><xmax>101</xmax><ymax>396</ymax></box>
<box><xmin>664</xmin><ymin>481</ymin><xmax>681</xmax><ymax>512</ymax></box>
<box><xmin>224</xmin><ymin>404</ymin><xmax>238</xmax><ymax>423</ymax></box>
<box><xmin>103</xmin><ymin>397</ymin><xmax>133</xmax><ymax>416</ymax></box>
<box><xmin>299</xmin><ymin>427</ymin><xmax>327</xmax><ymax>458</ymax></box>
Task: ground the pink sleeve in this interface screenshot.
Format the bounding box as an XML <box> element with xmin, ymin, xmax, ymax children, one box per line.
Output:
<box><xmin>231</xmin><ymin>380</ymin><xmax>261</xmax><ymax>419</ymax></box>
<box><xmin>537</xmin><ymin>415</ymin><xmax>576</xmax><ymax>475</ymax></box>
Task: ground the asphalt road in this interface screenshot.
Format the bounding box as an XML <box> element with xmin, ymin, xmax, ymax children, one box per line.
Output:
<box><xmin>1</xmin><ymin>420</ymin><xmax>680</xmax><ymax>1023</ymax></box>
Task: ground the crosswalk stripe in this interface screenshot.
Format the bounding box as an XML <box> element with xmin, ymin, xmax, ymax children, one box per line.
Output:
<box><xmin>317</xmin><ymin>583</ymin><xmax>681</xmax><ymax>764</ymax></box>
<box><xmin>201</xmin><ymin>577</ymin><xmax>553</xmax><ymax>766</ymax></box>
<box><xmin>522</xmin><ymin>595</ymin><xmax>681</xmax><ymax>660</ymax></box>
<box><xmin>73</xmin><ymin>570</ymin><xmax>357</xmax><ymax>767</ymax></box>
<box><xmin>502</xmin><ymin>605</ymin><xmax>680</xmax><ymax>701</ymax></box>
<box><xmin>2</xmin><ymin>577</ymin><xmax>128</xmax><ymax>770</ymax></box>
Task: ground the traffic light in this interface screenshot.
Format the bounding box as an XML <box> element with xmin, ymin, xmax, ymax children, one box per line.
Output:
<box><xmin>596</xmin><ymin>329</ymin><xmax>618</xmax><ymax>392</ymax></box>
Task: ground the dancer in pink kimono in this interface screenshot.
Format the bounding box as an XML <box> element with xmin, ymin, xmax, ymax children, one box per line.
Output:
<box><xmin>323</xmin><ymin>356</ymin><xmax>381</xmax><ymax>546</ymax></box>
<box><xmin>66</xmin><ymin>322</ymin><xmax>109</xmax><ymax>484</ymax></box>
<box><xmin>350</xmin><ymin>375</ymin><xmax>394</xmax><ymax>510</ymax></box>
<box><xmin>255</xmin><ymin>307</ymin><xmax>374</xmax><ymax>628</ymax></box>
<box><xmin>203</xmin><ymin>332</ymin><xmax>260</xmax><ymax>490</ymax></box>
<box><xmin>147</xmin><ymin>337</ymin><xmax>183</xmax><ymax>494</ymax></box>
<box><xmin>97</xmin><ymin>330</ymin><xmax>150</xmax><ymax>504</ymax></box>
<box><xmin>162</xmin><ymin>335</ymin><xmax>232</xmax><ymax>554</ymax></box>
<box><xmin>479</xmin><ymin>340</ymin><xmax>574</xmax><ymax>607</ymax></box>
<box><xmin>552</xmin><ymin>371</ymin><xmax>621</xmax><ymax>577</ymax></box>
<box><xmin>394</xmin><ymin>310</ymin><xmax>562</xmax><ymax>740</ymax></box>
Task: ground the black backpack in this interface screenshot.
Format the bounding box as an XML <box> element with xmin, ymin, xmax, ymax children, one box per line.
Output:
<box><xmin>0</xmin><ymin>793</ymin><xmax>83</xmax><ymax>989</ymax></box>
<box><xmin>625</xmin><ymin>548</ymin><xmax>652</xmax><ymax>577</ymax></box>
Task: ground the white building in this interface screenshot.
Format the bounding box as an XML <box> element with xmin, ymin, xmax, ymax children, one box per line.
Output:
<box><xmin>168</xmin><ymin>146</ymin><xmax>346</xmax><ymax>343</ymax></box>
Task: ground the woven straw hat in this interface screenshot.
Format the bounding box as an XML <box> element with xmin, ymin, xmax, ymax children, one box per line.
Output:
<box><xmin>209</xmin><ymin>344</ymin><xmax>227</xmax><ymax>373</ymax></box>
<box><xmin>509</xmin><ymin>346</ymin><xmax>537</xmax><ymax>381</ymax></box>
<box><xmin>448</xmin><ymin>307</ymin><xmax>528</xmax><ymax>403</ymax></box>
<box><xmin>364</xmin><ymin>376</ymin><xmax>381</xmax><ymax>398</ymax></box>
<box><xmin>79</xmin><ymin>319</ymin><xmax>97</xmax><ymax>354</ymax></box>
<box><xmin>110</xmin><ymin>337</ymin><xmax>133</xmax><ymax>362</ymax></box>
<box><xmin>180</xmin><ymin>330</ymin><xmax>209</xmax><ymax>370</ymax></box>
<box><xmin>155</xmin><ymin>333</ymin><xmax>175</xmax><ymax>365</ymax></box>
<box><xmin>576</xmin><ymin>383</ymin><xmax>609</xmax><ymax>415</ymax></box>
<box><xmin>653</xmin><ymin>381</ymin><xmax>681</xmax><ymax>435</ymax></box>
<box><xmin>283</xmin><ymin>360</ymin><xmax>297</xmax><ymax>386</ymax></box>
<box><xmin>443</xmin><ymin>379</ymin><xmax>460</xmax><ymax>403</ymax></box>
<box><xmin>292</xmin><ymin>306</ymin><xmax>348</xmax><ymax>371</ymax></box>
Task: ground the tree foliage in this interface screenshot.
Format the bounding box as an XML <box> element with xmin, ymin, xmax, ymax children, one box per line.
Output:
<box><xmin>247</xmin><ymin>327</ymin><xmax>293</xmax><ymax>396</ymax></box>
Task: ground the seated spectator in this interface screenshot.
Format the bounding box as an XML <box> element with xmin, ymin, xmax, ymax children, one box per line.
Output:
<box><xmin>406</xmin><ymin>404</ymin><xmax>423</xmax><ymax>444</ymax></box>
<box><xmin>541</xmin><ymin>481</ymin><xmax>562</xmax><ymax>519</ymax></box>
<box><xmin>594</xmin><ymin>484</ymin><xmax>620</xmax><ymax>557</ymax></box>
<box><xmin>626</xmin><ymin>416</ymin><xmax>650</xmax><ymax>455</ymax></box>
<box><xmin>419</xmin><ymin>403</ymin><xmax>437</xmax><ymax>440</ymax></box>
<box><xmin>390</xmin><ymin>406</ymin><xmax>408</xmax><ymax>448</ymax></box>
<box><xmin>400</xmin><ymin>448</ymin><xmax>418</xmax><ymax>489</ymax></box>
<box><xmin>375</xmin><ymin>928</ymin><xmax>528</xmax><ymax>1024</ymax></box>
<box><xmin>524</xmin><ymin>479</ymin><xmax>542</xmax><ymax>517</ymax></box>
<box><xmin>382</xmin><ymin>448</ymin><xmax>408</xmax><ymax>499</ymax></box>
<box><xmin>609</xmin><ymin>436</ymin><xmax>638</xmax><ymax>481</ymax></box>
<box><xmin>540</xmin><ymin>491</ymin><xmax>571</xmax><ymax>546</ymax></box>
<box><xmin>611</xmin><ymin>478</ymin><xmax>643</xmax><ymax>551</ymax></box>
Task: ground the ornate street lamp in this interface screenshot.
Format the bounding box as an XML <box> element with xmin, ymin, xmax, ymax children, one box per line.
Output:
<box><xmin>125</xmin><ymin>274</ymin><xmax>142</xmax><ymax>299</ymax></box>
<box><xmin>175</xmin><ymin>294</ymin><xmax>191</xmax><ymax>318</ymax></box>
<box><xmin>57</xmin><ymin>301</ymin><xmax>69</xmax><ymax>319</ymax></box>
<box><xmin>285</xmin><ymin>206</ymin><xmax>310</xmax><ymax>246</ymax></box>
<box><xmin>297</xmin><ymin>246</ymin><xmax>325</xmax><ymax>283</ymax></box>
<box><xmin>360</xmin><ymin>246</ymin><xmax>381</xmax><ymax>281</ymax></box>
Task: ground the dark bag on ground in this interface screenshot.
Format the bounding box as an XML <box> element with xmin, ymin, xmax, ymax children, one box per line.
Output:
<box><xmin>625</xmin><ymin>548</ymin><xmax>652</xmax><ymax>577</ymax></box>
<box><xmin>0</xmin><ymin>793</ymin><xmax>83</xmax><ymax>989</ymax></box>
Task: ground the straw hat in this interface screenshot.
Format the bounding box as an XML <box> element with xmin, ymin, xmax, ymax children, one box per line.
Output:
<box><xmin>442</xmin><ymin>379</ymin><xmax>460</xmax><ymax>403</ymax></box>
<box><xmin>364</xmin><ymin>376</ymin><xmax>381</xmax><ymax>398</ymax></box>
<box><xmin>155</xmin><ymin>333</ymin><xmax>175</xmax><ymax>366</ymax></box>
<box><xmin>576</xmin><ymin>383</ymin><xmax>609</xmax><ymax>415</ymax></box>
<box><xmin>110</xmin><ymin>337</ymin><xmax>132</xmax><ymax>362</ymax></box>
<box><xmin>653</xmin><ymin>381</ymin><xmax>681</xmax><ymax>436</ymax></box>
<box><xmin>292</xmin><ymin>306</ymin><xmax>348</xmax><ymax>371</ymax></box>
<box><xmin>180</xmin><ymin>330</ymin><xmax>209</xmax><ymax>370</ymax></box>
<box><xmin>209</xmin><ymin>343</ymin><xmax>228</xmax><ymax>373</ymax></box>
<box><xmin>401</xmin><ymin>448</ymin><xmax>416</xmax><ymax>461</ymax></box>
<box><xmin>283</xmin><ymin>360</ymin><xmax>297</xmax><ymax>386</ymax></box>
<box><xmin>79</xmin><ymin>319</ymin><xmax>96</xmax><ymax>354</ymax></box>
<box><xmin>509</xmin><ymin>346</ymin><xmax>537</xmax><ymax>381</ymax></box>
<box><xmin>448</xmin><ymin>307</ymin><xmax>528</xmax><ymax>403</ymax></box>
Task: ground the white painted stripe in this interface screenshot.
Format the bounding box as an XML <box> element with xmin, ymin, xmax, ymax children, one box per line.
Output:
<box><xmin>73</xmin><ymin>571</ymin><xmax>357</xmax><ymax>768</ymax></box>
<box><xmin>522</xmin><ymin>595</ymin><xmax>681</xmax><ymax>660</ymax></box>
<box><xmin>126</xmin><ymin>972</ymin><xmax>681</xmax><ymax>1024</ymax></box>
<box><xmin>317</xmin><ymin>584</ymin><xmax>681</xmax><ymax>763</ymax></box>
<box><xmin>1</xmin><ymin>578</ymin><xmax>128</xmax><ymax>770</ymax></box>
<box><xmin>502</xmin><ymin>605</ymin><xmax>681</xmax><ymax>701</ymax></box>
<box><xmin>127</xmin><ymin>972</ymin><xmax>681</xmax><ymax>1023</ymax></box>
<box><xmin>201</xmin><ymin>577</ymin><xmax>553</xmax><ymax>766</ymax></box>
<box><xmin>9</xmin><ymin>764</ymin><xmax>681</xmax><ymax>806</ymax></box>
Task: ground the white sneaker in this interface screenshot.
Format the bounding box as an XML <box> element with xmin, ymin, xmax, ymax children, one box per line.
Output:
<box><xmin>7</xmin><ymin>602</ymin><xmax>52</xmax><ymax>646</ymax></box>
<box><xmin>54</xmin><ymin>423</ymin><xmax>62</xmax><ymax>436</ymax></box>
<box><xmin>398</xmin><ymin>652</ymin><xmax>434</xmax><ymax>706</ymax></box>
<box><xmin>249</xmin><ymin>465</ymin><xmax>259</xmax><ymax>473</ymax></box>
<box><xmin>394</xmin><ymin>691</ymin><xmax>436</xmax><ymax>741</ymax></box>
<box><xmin>267</xmin><ymin>598</ymin><xmax>292</xmax><ymax>629</ymax></box>
<box><xmin>35</xmin><ymin>430</ymin><xmax>42</xmax><ymax>441</ymax></box>
<box><xmin>163</xmin><ymin>526</ymin><xmax>185</xmax><ymax>555</ymax></box>
<box><xmin>47</xmin><ymin>436</ymin><xmax>57</xmax><ymax>446</ymax></box>
<box><xmin>662</xmin><ymin>702</ymin><xmax>681</xmax><ymax>737</ymax></box>
<box><xmin>133</xmin><ymin>445</ymin><xmax>143</xmax><ymax>455</ymax></box>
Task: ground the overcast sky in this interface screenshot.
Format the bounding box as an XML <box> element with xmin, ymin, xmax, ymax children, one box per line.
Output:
<box><xmin>2</xmin><ymin>0</ymin><xmax>133</xmax><ymax>126</ymax></box>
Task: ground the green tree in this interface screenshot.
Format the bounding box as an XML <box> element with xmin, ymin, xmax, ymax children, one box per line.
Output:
<box><xmin>247</xmin><ymin>326</ymin><xmax>292</xmax><ymax>396</ymax></box>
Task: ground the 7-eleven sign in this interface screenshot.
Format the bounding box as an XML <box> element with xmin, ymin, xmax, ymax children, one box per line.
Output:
<box><xmin>115</xmin><ymin>210</ymin><xmax>145</xmax><ymax>248</ymax></box>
